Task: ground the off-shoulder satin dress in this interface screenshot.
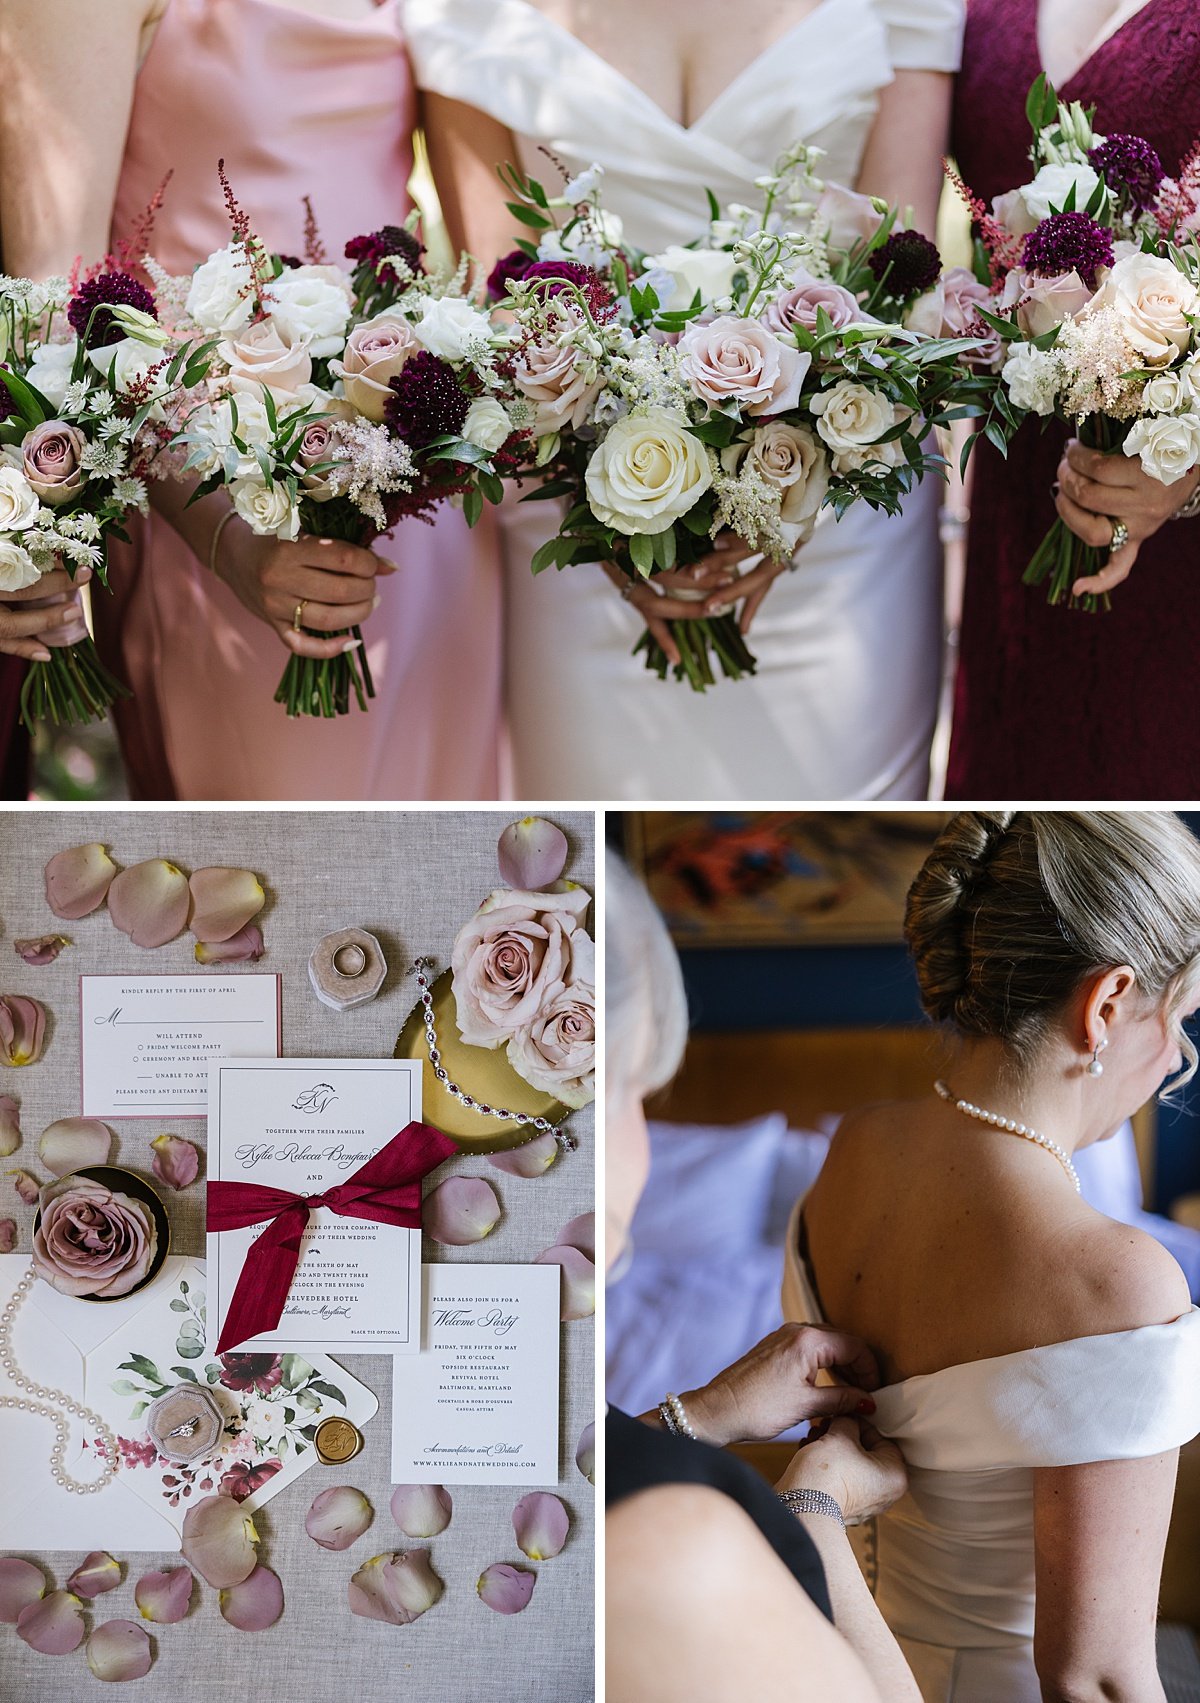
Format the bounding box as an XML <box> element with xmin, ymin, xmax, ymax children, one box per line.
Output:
<box><xmin>104</xmin><ymin>0</ymin><xmax>502</xmax><ymax>800</ymax></box>
<box><xmin>783</xmin><ymin>1198</ymin><xmax>1200</xmax><ymax>1701</ymax></box>
<box><xmin>406</xmin><ymin>0</ymin><xmax>963</xmax><ymax>801</ymax></box>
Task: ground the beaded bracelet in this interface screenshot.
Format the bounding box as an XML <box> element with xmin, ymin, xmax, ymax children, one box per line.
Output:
<box><xmin>658</xmin><ymin>1393</ymin><xmax>696</xmax><ymax>1440</ymax></box>
<box><xmin>778</xmin><ymin>1488</ymin><xmax>846</xmax><ymax>1530</ymax></box>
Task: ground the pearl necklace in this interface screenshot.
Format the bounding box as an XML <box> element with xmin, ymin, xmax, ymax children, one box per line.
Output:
<box><xmin>934</xmin><ymin>1081</ymin><xmax>1082</xmax><ymax>1193</ymax></box>
<box><xmin>0</xmin><ymin>1268</ymin><xmax>120</xmax><ymax>1494</ymax></box>
<box><xmin>412</xmin><ymin>961</ymin><xmax>578</xmax><ymax>1153</ymax></box>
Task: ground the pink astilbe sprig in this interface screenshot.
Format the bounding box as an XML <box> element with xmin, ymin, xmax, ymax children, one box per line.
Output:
<box><xmin>217</xmin><ymin>158</ymin><xmax>275</xmax><ymax>317</ymax></box>
<box><xmin>1156</xmin><ymin>140</ymin><xmax>1200</xmax><ymax>235</ymax></box>
<box><xmin>78</xmin><ymin>173</ymin><xmax>175</xmax><ymax>287</ymax></box>
<box><xmin>943</xmin><ymin>158</ymin><xmax>1023</xmax><ymax>281</ymax></box>
<box><xmin>302</xmin><ymin>196</ymin><xmax>327</xmax><ymax>267</ymax></box>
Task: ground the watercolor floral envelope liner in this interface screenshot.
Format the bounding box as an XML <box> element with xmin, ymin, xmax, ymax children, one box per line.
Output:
<box><xmin>0</xmin><ymin>1256</ymin><xmax>377</xmax><ymax>1550</ymax></box>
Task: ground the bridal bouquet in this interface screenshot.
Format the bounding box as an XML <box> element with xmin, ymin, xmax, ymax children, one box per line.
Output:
<box><xmin>488</xmin><ymin>147</ymin><xmax>986</xmax><ymax>688</ymax></box>
<box><xmin>173</xmin><ymin>171</ymin><xmax>516</xmax><ymax>717</ymax></box>
<box><xmin>0</xmin><ymin>268</ymin><xmax>211</xmax><ymax>727</ymax></box>
<box><xmin>956</xmin><ymin>75</ymin><xmax>1200</xmax><ymax>609</ymax></box>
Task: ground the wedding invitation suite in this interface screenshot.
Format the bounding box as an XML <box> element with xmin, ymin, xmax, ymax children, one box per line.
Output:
<box><xmin>206</xmin><ymin>1057</ymin><xmax>426</xmax><ymax>1357</ymax></box>
<box><xmin>80</xmin><ymin>974</ymin><xmax>281</xmax><ymax>1117</ymax></box>
<box><xmin>391</xmin><ymin>1264</ymin><xmax>560</xmax><ymax>1486</ymax></box>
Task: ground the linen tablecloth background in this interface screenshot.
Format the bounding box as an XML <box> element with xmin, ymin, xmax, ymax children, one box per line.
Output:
<box><xmin>0</xmin><ymin>810</ymin><xmax>595</xmax><ymax>1702</ymax></box>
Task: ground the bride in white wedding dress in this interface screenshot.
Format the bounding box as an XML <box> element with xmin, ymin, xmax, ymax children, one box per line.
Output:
<box><xmin>404</xmin><ymin>0</ymin><xmax>963</xmax><ymax>801</ymax></box>
<box><xmin>786</xmin><ymin>812</ymin><xmax>1200</xmax><ymax>1703</ymax></box>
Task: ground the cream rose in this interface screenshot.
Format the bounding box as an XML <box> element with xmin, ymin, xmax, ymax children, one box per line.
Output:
<box><xmin>511</xmin><ymin>333</ymin><xmax>603</xmax><ymax>434</ymax></box>
<box><xmin>585</xmin><ymin>407</ymin><xmax>713</xmax><ymax>535</ymax></box>
<box><xmin>451</xmin><ymin>885</ymin><xmax>592</xmax><ymax>1047</ymax></box>
<box><xmin>1095</xmin><ymin>253</ymin><xmax>1200</xmax><ymax>367</ymax></box>
<box><xmin>1143</xmin><ymin>370</ymin><xmax>1188</xmax><ymax>413</ymax></box>
<box><xmin>221</xmin><ymin>319</ymin><xmax>313</xmax><ymax>395</ymax></box>
<box><xmin>1122</xmin><ymin>412</ymin><xmax>1200</xmax><ymax>484</ymax></box>
<box><xmin>0</xmin><ymin>540</ymin><xmax>41</xmax><ymax>592</ymax></box>
<box><xmin>722</xmin><ymin>420</ymin><xmax>829</xmax><ymax>543</ymax></box>
<box><xmin>0</xmin><ymin>466</ymin><xmax>41</xmax><ymax>531</ymax></box>
<box><xmin>677</xmin><ymin>316</ymin><xmax>810</xmax><ymax>416</ymax></box>
<box><xmin>264</xmin><ymin>266</ymin><xmax>353</xmax><ymax>358</ymax></box>
<box><xmin>21</xmin><ymin>420</ymin><xmax>87</xmax><ymax>507</ymax></box>
<box><xmin>186</xmin><ymin>243</ymin><xmax>256</xmax><ymax>334</ymax></box>
<box><xmin>641</xmin><ymin>245</ymin><xmax>739</xmax><ymax>312</ymax></box>
<box><xmin>1002</xmin><ymin>342</ymin><xmax>1058</xmax><ymax>416</ymax></box>
<box><xmin>412</xmin><ymin>296</ymin><xmax>493</xmax><ymax>361</ymax></box>
<box><xmin>329</xmin><ymin>312</ymin><xmax>419</xmax><ymax>422</ymax></box>
<box><xmin>462</xmin><ymin>396</ymin><xmax>512</xmax><ymax>453</ymax></box>
<box><xmin>230</xmin><ymin>476</ymin><xmax>300</xmax><ymax>540</ymax></box>
<box><xmin>507</xmin><ymin>981</ymin><xmax>596</xmax><ymax>1108</ymax></box>
<box><xmin>811</xmin><ymin>380</ymin><xmax>903</xmax><ymax>472</ymax></box>
<box><xmin>1020</xmin><ymin>163</ymin><xmax>1102</xmax><ymax>224</ymax></box>
<box><xmin>991</xmin><ymin>188</ymin><xmax>1039</xmax><ymax>241</ymax></box>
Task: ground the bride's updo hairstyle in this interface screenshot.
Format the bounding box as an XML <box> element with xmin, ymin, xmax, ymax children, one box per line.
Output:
<box><xmin>607</xmin><ymin>850</ymin><xmax>688</xmax><ymax>1106</ymax></box>
<box><xmin>905</xmin><ymin>812</ymin><xmax>1200</xmax><ymax>1087</ymax></box>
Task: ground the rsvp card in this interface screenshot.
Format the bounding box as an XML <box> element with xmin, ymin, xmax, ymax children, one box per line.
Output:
<box><xmin>80</xmin><ymin>974</ymin><xmax>281</xmax><ymax>1118</ymax></box>
<box><xmin>391</xmin><ymin>1264</ymin><xmax>560</xmax><ymax>1485</ymax></box>
<box><xmin>206</xmin><ymin>1057</ymin><xmax>425</xmax><ymax>1357</ymax></box>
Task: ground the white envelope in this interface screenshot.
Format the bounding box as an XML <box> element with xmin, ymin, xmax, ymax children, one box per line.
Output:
<box><xmin>0</xmin><ymin>1256</ymin><xmax>378</xmax><ymax>1552</ymax></box>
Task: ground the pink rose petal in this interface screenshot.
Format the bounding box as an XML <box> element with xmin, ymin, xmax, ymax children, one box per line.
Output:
<box><xmin>44</xmin><ymin>843</ymin><xmax>117</xmax><ymax>920</ymax></box>
<box><xmin>0</xmin><ymin>994</ymin><xmax>46</xmax><ymax>1067</ymax></box>
<box><xmin>219</xmin><ymin>1564</ymin><xmax>283</xmax><ymax>1631</ymax></box>
<box><xmin>0</xmin><ymin>1095</ymin><xmax>20</xmax><ymax>1158</ymax></box>
<box><xmin>557</xmin><ymin>1211</ymin><xmax>595</xmax><ymax>1262</ymax></box>
<box><xmin>16</xmin><ymin>1589</ymin><xmax>85</xmax><ymax>1654</ymax></box>
<box><xmin>488</xmin><ymin>1131</ymin><xmax>559</xmax><ymax>1178</ymax></box>
<box><xmin>108</xmin><ymin>859</ymin><xmax>191</xmax><ymax>948</ymax></box>
<box><xmin>534</xmin><ymin>1244</ymin><xmax>596</xmax><ymax>1320</ymax></box>
<box><xmin>305</xmin><ymin>1485</ymin><xmax>373</xmax><ymax>1551</ymax></box>
<box><xmin>14</xmin><ymin>936</ymin><xmax>69</xmax><ymax>967</ymax></box>
<box><xmin>423</xmin><ymin>1176</ymin><xmax>500</xmax><ymax>1246</ymax></box>
<box><xmin>348</xmin><ymin>1551</ymin><xmax>443</xmax><ymax>1625</ymax></box>
<box><xmin>38</xmin><ymin>1117</ymin><xmax>113</xmax><ymax>1178</ymax></box>
<box><xmin>180</xmin><ymin>1493</ymin><xmax>260</xmax><ymax>1587</ymax></box>
<box><xmin>134</xmin><ymin>1567</ymin><xmax>193</xmax><ymax>1624</ymax></box>
<box><xmin>67</xmin><ymin>1551</ymin><xmax>121</xmax><ymax>1598</ymax></box>
<box><xmin>86</xmin><ymin>1618</ymin><xmax>152</xmax><ymax>1681</ymax></box>
<box><xmin>575</xmin><ymin>1420</ymin><xmax>595</xmax><ymax>1484</ymax></box>
<box><xmin>390</xmin><ymin>1483</ymin><xmax>452</xmax><ymax>1539</ymax></box>
<box><xmin>0</xmin><ymin>1557</ymin><xmax>45</xmax><ymax>1623</ymax></box>
<box><xmin>9</xmin><ymin>1169</ymin><xmax>40</xmax><ymax>1206</ymax></box>
<box><xmin>477</xmin><ymin>1562</ymin><xmax>535</xmax><ymax>1615</ymax></box>
<box><xmin>189</xmin><ymin>868</ymin><xmax>266</xmax><ymax>944</ymax></box>
<box><xmin>150</xmin><ymin>1133</ymin><xmax>200</xmax><ymax>1192</ymax></box>
<box><xmin>0</xmin><ymin>1219</ymin><xmax>15</xmax><ymax>1253</ymax></box>
<box><xmin>513</xmin><ymin>1491</ymin><xmax>569</xmax><ymax>1559</ymax></box>
<box><xmin>194</xmin><ymin>924</ymin><xmax>265</xmax><ymax>966</ymax></box>
<box><xmin>498</xmin><ymin>817</ymin><xmax>569</xmax><ymax>890</ymax></box>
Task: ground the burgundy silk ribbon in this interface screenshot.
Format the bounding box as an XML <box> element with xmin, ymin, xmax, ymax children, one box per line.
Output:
<box><xmin>207</xmin><ymin>1121</ymin><xmax>457</xmax><ymax>1355</ymax></box>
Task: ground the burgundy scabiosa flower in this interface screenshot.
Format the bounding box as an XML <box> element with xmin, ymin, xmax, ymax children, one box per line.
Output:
<box><xmin>0</xmin><ymin>383</ymin><xmax>15</xmax><ymax>424</ymax></box>
<box><xmin>525</xmin><ymin>259</ymin><xmax>618</xmax><ymax>320</ymax></box>
<box><xmin>345</xmin><ymin>225</ymin><xmax>425</xmax><ymax>287</ymax></box>
<box><xmin>67</xmin><ymin>271</ymin><xmax>158</xmax><ymax>349</ymax></box>
<box><xmin>218</xmin><ymin>1353</ymin><xmax>283</xmax><ymax>1394</ymax></box>
<box><xmin>867</xmin><ymin>230</ymin><xmax>942</xmax><ymax>299</ymax></box>
<box><xmin>1022</xmin><ymin>210</ymin><xmax>1114</xmax><ymax>289</ymax></box>
<box><xmin>1089</xmin><ymin>134</ymin><xmax>1164</xmax><ymax>213</ymax></box>
<box><xmin>487</xmin><ymin>248</ymin><xmax>537</xmax><ymax>301</ymax></box>
<box><xmin>385</xmin><ymin>351</ymin><xmax>470</xmax><ymax>448</ymax></box>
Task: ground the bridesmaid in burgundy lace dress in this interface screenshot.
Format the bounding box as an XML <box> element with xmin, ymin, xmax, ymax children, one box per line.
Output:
<box><xmin>948</xmin><ymin>0</ymin><xmax>1200</xmax><ymax>798</ymax></box>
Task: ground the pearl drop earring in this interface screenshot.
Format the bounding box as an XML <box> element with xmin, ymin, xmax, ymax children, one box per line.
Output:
<box><xmin>1087</xmin><ymin>1037</ymin><xmax>1109</xmax><ymax>1077</ymax></box>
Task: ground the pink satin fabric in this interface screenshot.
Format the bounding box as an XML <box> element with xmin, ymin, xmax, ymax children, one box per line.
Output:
<box><xmin>104</xmin><ymin>0</ymin><xmax>502</xmax><ymax>799</ymax></box>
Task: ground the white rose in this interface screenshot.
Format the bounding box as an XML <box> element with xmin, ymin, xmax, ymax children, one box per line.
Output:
<box><xmin>230</xmin><ymin>475</ymin><xmax>300</xmax><ymax>540</ymax></box>
<box><xmin>87</xmin><ymin>337</ymin><xmax>167</xmax><ymax>417</ymax></box>
<box><xmin>461</xmin><ymin>396</ymin><xmax>512</xmax><ymax>453</ymax></box>
<box><xmin>585</xmin><ymin>406</ymin><xmax>713</xmax><ymax>535</ymax></box>
<box><xmin>0</xmin><ymin>539</ymin><xmax>41</xmax><ymax>591</ymax></box>
<box><xmin>1019</xmin><ymin>163</ymin><xmax>1102</xmax><ymax>223</ymax></box>
<box><xmin>721</xmin><ymin>421</ymin><xmax>829</xmax><ymax>545</ymax></box>
<box><xmin>0</xmin><ymin>466</ymin><xmax>42</xmax><ymax>531</ymax></box>
<box><xmin>187</xmin><ymin>392</ymin><xmax>274</xmax><ymax>479</ymax></box>
<box><xmin>186</xmin><ymin>243</ymin><xmax>256</xmax><ymax>334</ymax></box>
<box><xmin>1001</xmin><ymin>342</ymin><xmax>1059</xmax><ymax>416</ymax></box>
<box><xmin>264</xmin><ymin>266</ymin><xmax>353</xmax><ymax>359</ymax></box>
<box><xmin>1122</xmin><ymin>412</ymin><xmax>1200</xmax><ymax>485</ymax></box>
<box><xmin>811</xmin><ymin>380</ymin><xmax>903</xmax><ymax>473</ymax></box>
<box><xmin>1143</xmin><ymin>370</ymin><xmax>1187</xmax><ymax>414</ymax></box>
<box><xmin>1179</xmin><ymin>355</ymin><xmax>1200</xmax><ymax>406</ymax></box>
<box><xmin>1095</xmin><ymin>253</ymin><xmax>1200</xmax><ymax>368</ymax></box>
<box><xmin>642</xmin><ymin>245</ymin><xmax>739</xmax><ymax>312</ymax></box>
<box><xmin>25</xmin><ymin>341</ymin><xmax>79</xmax><ymax>411</ymax></box>
<box><xmin>412</xmin><ymin>295</ymin><xmax>493</xmax><ymax>361</ymax></box>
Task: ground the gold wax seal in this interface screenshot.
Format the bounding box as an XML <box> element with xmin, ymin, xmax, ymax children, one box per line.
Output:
<box><xmin>315</xmin><ymin>1417</ymin><xmax>364</xmax><ymax>1464</ymax></box>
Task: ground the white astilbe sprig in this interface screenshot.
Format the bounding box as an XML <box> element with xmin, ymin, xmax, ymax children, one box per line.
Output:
<box><xmin>1056</xmin><ymin>306</ymin><xmax>1145</xmax><ymax>417</ymax></box>
<box><xmin>711</xmin><ymin>459</ymin><xmax>790</xmax><ymax>562</ymax></box>
<box><xmin>328</xmin><ymin>418</ymin><xmax>417</xmax><ymax>530</ymax></box>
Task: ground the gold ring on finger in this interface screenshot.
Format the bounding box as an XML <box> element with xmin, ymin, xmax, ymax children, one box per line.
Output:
<box><xmin>1108</xmin><ymin>518</ymin><xmax>1129</xmax><ymax>552</ymax></box>
<box><xmin>292</xmin><ymin>600</ymin><xmax>307</xmax><ymax>632</ymax></box>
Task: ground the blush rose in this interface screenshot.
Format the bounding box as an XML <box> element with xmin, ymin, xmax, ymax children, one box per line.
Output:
<box><xmin>451</xmin><ymin>886</ymin><xmax>591</xmax><ymax>1047</ymax></box>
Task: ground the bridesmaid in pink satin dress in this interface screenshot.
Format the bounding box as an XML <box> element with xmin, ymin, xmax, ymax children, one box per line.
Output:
<box><xmin>1</xmin><ymin>0</ymin><xmax>501</xmax><ymax>801</ymax></box>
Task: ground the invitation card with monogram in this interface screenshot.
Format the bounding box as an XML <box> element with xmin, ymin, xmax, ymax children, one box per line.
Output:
<box><xmin>80</xmin><ymin>974</ymin><xmax>282</xmax><ymax>1118</ymax></box>
<box><xmin>206</xmin><ymin>1058</ymin><xmax>455</xmax><ymax>1358</ymax></box>
<box><xmin>391</xmin><ymin>1264</ymin><xmax>560</xmax><ymax>1486</ymax></box>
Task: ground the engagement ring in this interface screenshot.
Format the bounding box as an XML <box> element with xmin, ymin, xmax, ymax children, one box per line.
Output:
<box><xmin>1109</xmin><ymin>518</ymin><xmax>1129</xmax><ymax>552</ymax></box>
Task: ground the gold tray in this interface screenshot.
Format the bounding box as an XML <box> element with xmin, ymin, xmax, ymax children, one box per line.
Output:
<box><xmin>394</xmin><ymin>969</ymin><xmax>566</xmax><ymax>1153</ymax></box>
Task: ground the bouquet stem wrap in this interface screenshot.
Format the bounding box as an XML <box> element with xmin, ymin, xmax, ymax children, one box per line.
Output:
<box><xmin>275</xmin><ymin>496</ymin><xmax>378</xmax><ymax>719</ymax></box>
<box><xmin>1022</xmin><ymin>415</ymin><xmax>1122</xmax><ymax>613</ymax></box>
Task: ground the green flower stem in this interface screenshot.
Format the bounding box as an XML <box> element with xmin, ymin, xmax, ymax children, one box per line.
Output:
<box><xmin>1023</xmin><ymin>415</ymin><xmax>1121</xmax><ymax>614</ymax></box>
<box><xmin>632</xmin><ymin>612</ymin><xmax>758</xmax><ymax>691</ymax></box>
<box><xmin>19</xmin><ymin>639</ymin><xmax>131</xmax><ymax>730</ymax></box>
<box><xmin>273</xmin><ymin>499</ymin><xmax>379</xmax><ymax>719</ymax></box>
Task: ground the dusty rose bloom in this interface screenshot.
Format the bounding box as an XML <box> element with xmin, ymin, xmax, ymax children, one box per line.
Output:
<box><xmin>677</xmin><ymin>316</ymin><xmax>809</xmax><ymax>416</ymax></box>
<box><xmin>332</xmin><ymin>313</ymin><xmax>420</xmax><ymax>421</ymax></box>
<box><xmin>763</xmin><ymin>270</ymin><xmax>864</xmax><ymax>335</ymax></box>
<box><xmin>21</xmin><ymin>422</ymin><xmax>87</xmax><ymax>507</ymax></box>
<box><xmin>32</xmin><ymin>1175</ymin><xmax>158</xmax><ymax>1298</ymax></box>
<box><xmin>511</xmin><ymin>327</ymin><xmax>603</xmax><ymax>434</ymax></box>
<box><xmin>451</xmin><ymin>886</ymin><xmax>591</xmax><ymax>1047</ymax></box>
<box><xmin>508</xmin><ymin>981</ymin><xmax>596</xmax><ymax>1107</ymax></box>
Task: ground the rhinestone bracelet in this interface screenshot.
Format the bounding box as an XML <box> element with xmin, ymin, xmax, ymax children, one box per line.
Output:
<box><xmin>659</xmin><ymin>1392</ymin><xmax>697</xmax><ymax>1440</ymax></box>
<box><xmin>1174</xmin><ymin>480</ymin><xmax>1200</xmax><ymax>521</ymax></box>
<box><xmin>779</xmin><ymin>1488</ymin><xmax>846</xmax><ymax>1530</ymax></box>
<box><xmin>411</xmin><ymin>961</ymin><xmax>577</xmax><ymax>1153</ymax></box>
